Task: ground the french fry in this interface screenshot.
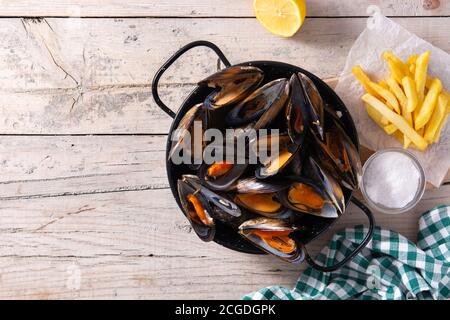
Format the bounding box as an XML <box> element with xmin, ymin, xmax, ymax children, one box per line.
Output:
<box><xmin>383</xmin><ymin>51</ymin><xmax>409</xmax><ymax>75</ymax></box>
<box><xmin>392</xmin><ymin>131</ymin><xmax>422</xmax><ymax>150</ymax></box>
<box><xmin>365</xmin><ymin>103</ymin><xmax>389</xmax><ymax>127</ymax></box>
<box><xmin>442</xmin><ymin>91</ymin><xmax>450</xmax><ymax>114</ymax></box>
<box><xmin>353</xmin><ymin>50</ymin><xmax>448</xmax><ymax>151</ymax></box>
<box><xmin>424</xmin><ymin>93</ymin><xmax>448</xmax><ymax>142</ymax></box>
<box><xmin>362</xmin><ymin>94</ymin><xmax>428</xmax><ymax>150</ymax></box>
<box><xmin>387</xmin><ymin>77</ymin><xmax>407</xmax><ymax>109</ymax></box>
<box><xmin>434</xmin><ymin>114</ymin><xmax>448</xmax><ymax>143</ymax></box>
<box><xmin>378</xmin><ymin>80</ymin><xmax>389</xmax><ymax>90</ymax></box>
<box><xmin>392</xmin><ymin>130</ymin><xmax>404</xmax><ymax>144</ymax></box>
<box><xmin>414</xmin><ymin>50</ymin><xmax>431</xmax><ymax>104</ymax></box>
<box><xmin>386</xmin><ymin>59</ymin><xmax>405</xmax><ymax>84</ymax></box>
<box><xmin>368</xmin><ymin>82</ymin><xmax>400</xmax><ymax>113</ymax></box>
<box><xmin>417</xmin><ymin>127</ymin><xmax>425</xmax><ymax>136</ymax></box>
<box><xmin>352</xmin><ymin>66</ymin><xmax>382</xmax><ymax>98</ymax></box>
<box><xmin>407</xmin><ymin>54</ymin><xmax>418</xmax><ymax>75</ymax></box>
<box><xmin>407</xmin><ymin>54</ymin><xmax>418</xmax><ymax>65</ymax></box>
<box><xmin>384</xmin><ymin>124</ymin><xmax>398</xmax><ymax>135</ymax></box>
<box><xmin>425</xmin><ymin>76</ymin><xmax>434</xmax><ymax>90</ymax></box>
<box><xmin>403</xmin><ymin>138</ymin><xmax>412</xmax><ymax>149</ymax></box>
<box><xmin>388</xmin><ymin>76</ymin><xmax>412</xmax><ymax>147</ymax></box>
<box><xmin>402</xmin><ymin>115</ymin><xmax>413</xmax><ymax>147</ymax></box>
<box><xmin>402</xmin><ymin>76</ymin><xmax>418</xmax><ymax>113</ymax></box>
<box><xmin>415</xmin><ymin>78</ymin><xmax>442</xmax><ymax>130</ymax></box>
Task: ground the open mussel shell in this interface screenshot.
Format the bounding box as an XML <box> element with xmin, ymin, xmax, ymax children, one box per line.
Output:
<box><xmin>255</xmin><ymin>134</ymin><xmax>300</xmax><ymax>179</ymax></box>
<box><xmin>287</xmin><ymin>139</ymin><xmax>310</xmax><ymax>176</ymax></box>
<box><xmin>182</xmin><ymin>174</ymin><xmax>241</xmax><ymax>218</ymax></box>
<box><xmin>198</xmin><ymin>66</ymin><xmax>264</xmax><ymax>109</ymax></box>
<box><xmin>279</xmin><ymin>177</ymin><xmax>339</xmax><ymax>219</ymax></box>
<box><xmin>314</xmin><ymin>116</ymin><xmax>362</xmax><ymax>190</ymax></box>
<box><xmin>239</xmin><ymin>218</ymin><xmax>304</xmax><ymax>263</ymax></box>
<box><xmin>304</xmin><ymin>157</ymin><xmax>345</xmax><ymax>215</ymax></box>
<box><xmin>177</xmin><ymin>177</ymin><xmax>215</xmax><ymax>242</ymax></box>
<box><xmin>168</xmin><ymin>103</ymin><xmax>207</xmax><ymax>169</ymax></box>
<box><xmin>199</xmin><ymin>161</ymin><xmax>248</xmax><ymax>191</ymax></box>
<box><xmin>226</xmin><ymin>78</ymin><xmax>289</xmax><ymax>129</ymax></box>
<box><xmin>233</xmin><ymin>177</ymin><xmax>291</xmax><ymax>218</ymax></box>
<box><xmin>297</xmin><ymin>73</ymin><xmax>325</xmax><ymax>141</ymax></box>
<box><xmin>234</xmin><ymin>177</ymin><xmax>288</xmax><ymax>194</ymax></box>
<box><xmin>286</xmin><ymin>73</ymin><xmax>309</xmax><ymax>145</ymax></box>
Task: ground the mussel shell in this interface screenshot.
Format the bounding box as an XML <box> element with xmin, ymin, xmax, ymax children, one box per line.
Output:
<box><xmin>182</xmin><ymin>174</ymin><xmax>241</xmax><ymax>218</ymax></box>
<box><xmin>278</xmin><ymin>177</ymin><xmax>339</xmax><ymax>219</ymax></box>
<box><xmin>304</xmin><ymin>157</ymin><xmax>345</xmax><ymax>215</ymax></box>
<box><xmin>287</xmin><ymin>139</ymin><xmax>310</xmax><ymax>176</ymax></box>
<box><xmin>314</xmin><ymin>115</ymin><xmax>362</xmax><ymax>190</ymax></box>
<box><xmin>210</xmin><ymin>207</ymin><xmax>257</xmax><ymax>229</ymax></box>
<box><xmin>287</xmin><ymin>73</ymin><xmax>309</xmax><ymax>145</ymax></box>
<box><xmin>234</xmin><ymin>177</ymin><xmax>289</xmax><ymax>194</ymax></box>
<box><xmin>297</xmin><ymin>73</ymin><xmax>325</xmax><ymax>141</ymax></box>
<box><xmin>255</xmin><ymin>135</ymin><xmax>300</xmax><ymax>179</ymax></box>
<box><xmin>199</xmin><ymin>162</ymin><xmax>248</xmax><ymax>191</ymax></box>
<box><xmin>177</xmin><ymin>178</ymin><xmax>215</xmax><ymax>242</ymax></box>
<box><xmin>168</xmin><ymin>103</ymin><xmax>206</xmax><ymax>165</ymax></box>
<box><xmin>199</xmin><ymin>66</ymin><xmax>264</xmax><ymax>109</ymax></box>
<box><xmin>234</xmin><ymin>192</ymin><xmax>291</xmax><ymax>218</ymax></box>
<box><xmin>239</xmin><ymin>218</ymin><xmax>304</xmax><ymax>263</ymax></box>
<box><xmin>226</xmin><ymin>78</ymin><xmax>289</xmax><ymax>128</ymax></box>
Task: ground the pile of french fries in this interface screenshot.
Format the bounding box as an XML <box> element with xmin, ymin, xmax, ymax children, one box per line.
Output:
<box><xmin>352</xmin><ymin>51</ymin><xmax>450</xmax><ymax>151</ymax></box>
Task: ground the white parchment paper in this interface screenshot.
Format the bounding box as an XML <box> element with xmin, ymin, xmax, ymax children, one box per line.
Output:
<box><xmin>335</xmin><ymin>13</ymin><xmax>450</xmax><ymax>187</ymax></box>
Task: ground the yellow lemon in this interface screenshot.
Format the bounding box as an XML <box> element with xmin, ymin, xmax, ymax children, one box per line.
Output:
<box><xmin>253</xmin><ymin>0</ymin><xmax>306</xmax><ymax>37</ymax></box>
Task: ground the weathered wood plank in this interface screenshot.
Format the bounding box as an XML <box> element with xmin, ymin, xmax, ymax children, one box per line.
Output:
<box><xmin>0</xmin><ymin>136</ymin><xmax>168</xmax><ymax>199</ymax></box>
<box><xmin>0</xmin><ymin>17</ymin><xmax>449</xmax><ymax>134</ymax></box>
<box><xmin>0</xmin><ymin>185</ymin><xmax>448</xmax><ymax>299</ymax></box>
<box><xmin>0</xmin><ymin>0</ymin><xmax>447</xmax><ymax>17</ymax></box>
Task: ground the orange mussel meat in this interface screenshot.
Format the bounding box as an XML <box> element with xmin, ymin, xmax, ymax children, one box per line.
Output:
<box><xmin>187</xmin><ymin>194</ymin><xmax>213</xmax><ymax>226</ymax></box>
<box><xmin>288</xmin><ymin>182</ymin><xmax>324</xmax><ymax>211</ymax></box>
<box><xmin>207</xmin><ymin>162</ymin><xmax>233</xmax><ymax>178</ymax></box>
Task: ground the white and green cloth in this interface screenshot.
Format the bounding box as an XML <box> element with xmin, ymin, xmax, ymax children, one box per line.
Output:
<box><xmin>244</xmin><ymin>205</ymin><xmax>450</xmax><ymax>300</ymax></box>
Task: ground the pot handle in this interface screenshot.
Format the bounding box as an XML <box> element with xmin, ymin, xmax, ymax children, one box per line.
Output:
<box><xmin>302</xmin><ymin>197</ymin><xmax>375</xmax><ymax>272</ymax></box>
<box><xmin>151</xmin><ymin>40</ymin><xmax>232</xmax><ymax>118</ymax></box>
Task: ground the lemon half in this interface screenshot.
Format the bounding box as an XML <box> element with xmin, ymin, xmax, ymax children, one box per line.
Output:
<box><xmin>254</xmin><ymin>0</ymin><xmax>306</xmax><ymax>37</ymax></box>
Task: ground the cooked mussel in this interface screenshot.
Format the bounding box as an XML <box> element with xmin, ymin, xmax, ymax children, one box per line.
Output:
<box><xmin>239</xmin><ymin>218</ymin><xmax>304</xmax><ymax>263</ymax></box>
<box><xmin>314</xmin><ymin>116</ymin><xmax>362</xmax><ymax>190</ymax></box>
<box><xmin>234</xmin><ymin>176</ymin><xmax>288</xmax><ymax>194</ymax></box>
<box><xmin>304</xmin><ymin>157</ymin><xmax>345</xmax><ymax>215</ymax></box>
<box><xmin>255</xmin><ymin>134</ymin><xmax>300</xmax><ymax>179</ymax></box>
<box><xmin>178</xmin><ymin>174</ymin><xmax>244</xmax><ymax>241</ymax></box>
<box><xmin>177</xmin><ymin>177</ymin><xmax>215</xmax><ymax>242</ymax></box>
<box><xmin>279</xmin><ymin>177</ymin><xmax>339</xmax><ymax>219</ymax></box>
<box><xmin>168</xmin><ymin>103</ymin><xmax>206</xmax><ymax>168</ymax></box>
<box><xmin>199</xmin><ymin>161</ymin><xmax>247</xmax><ymax>191</ymax></box>
<box><xmin>182</xmin><ymin>174</ymin><xmax>241</xmax><ymax>218</ymax></box>
<box><xmin>233</xmin><ymin>177</ymin><xmax>289</xmax><ymax>218</ymax></box>
<box><xmin>286</xmin><ymin>73</ymin><xmax>309</xmax><ymax>145</ymax></box>
<box><xmin>199</xmin><ymin>66</ymin><xmax>263</xmax><ymax>109</ymax></box>
<box><xmin>226</xmin><ymin>78</ymin><xmax>289</xmax><ymax>129</ymax></box>
<box><xmin>297</xmin><ymin>73</ymin><xmax>325</xmax><ymax>141</ymax></box>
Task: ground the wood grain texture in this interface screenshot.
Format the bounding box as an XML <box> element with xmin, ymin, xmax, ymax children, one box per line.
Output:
<box><xmin>0</xmin><ymin>0</ymin><xmax>448</xmax><ymax>17</ymax></box>
<box><xmin>0</xmin><ymin>1</ymin><xmax>449</xmax><ymax>300</ymax></box>
<box><xmin>0</xmin><ymin>184</ymin><xmax>448</xmax><ymax>299</ymax></box>
<box><xmin>0</xmin><ymin>17</ymin><xmax>449</xmax><ymax>134</ymax></box>
<box><xmin>0</xmin><ymin>136</ymin><xmax>167</xmax><ymax>200</ymax></box>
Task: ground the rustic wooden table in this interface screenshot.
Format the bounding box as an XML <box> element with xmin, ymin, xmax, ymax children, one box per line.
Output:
<box><xmin>0</xmin><ymin>1</ymin><xmax>449</xmax><ymax>299</ymax></box>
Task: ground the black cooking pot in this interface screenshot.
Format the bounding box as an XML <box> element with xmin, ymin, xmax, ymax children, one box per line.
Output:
<box><xmin>152</xmin><ymin>41</ymin><xmax>375</xmax><ymax>272</ymax></box>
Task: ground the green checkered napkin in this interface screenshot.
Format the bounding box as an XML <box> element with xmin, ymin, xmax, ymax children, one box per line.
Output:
<box><xmin>243</xmin><ymin>205</ymin><xmax>450</xmax><ymax>300</ymax></box>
